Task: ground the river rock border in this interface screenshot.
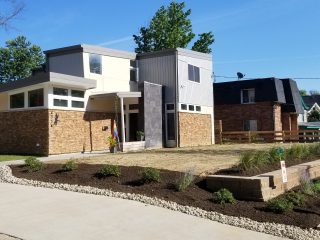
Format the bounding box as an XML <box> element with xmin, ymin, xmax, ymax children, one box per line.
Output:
<box><xmin>0</xmin><ymin>165</ymin><xmax>319</xmax><ymax>240</ymax></box>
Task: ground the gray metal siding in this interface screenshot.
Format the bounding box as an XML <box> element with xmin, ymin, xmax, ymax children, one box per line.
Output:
<box><xmin>48</xmin><ymin>52</ymin><xmax>84</xmax><ymax>77</ymax></box>
<box><xmin>138</xmin><ymin>54</ymin><xmax>176</xmax><ymax>103</ymax></box>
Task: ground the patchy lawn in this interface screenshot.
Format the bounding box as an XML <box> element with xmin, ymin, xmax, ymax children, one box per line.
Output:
<box><xmin>49</xmin><ymin>143</ymin><xmax>294</xmax><ymax>174</ymax></box>
<box><xmin>0</xmin><ymin>155</ymin><xmax>35</xmax><ymax>162</ymax></box>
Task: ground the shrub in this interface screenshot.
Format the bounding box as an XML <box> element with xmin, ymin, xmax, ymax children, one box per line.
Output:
<box><xmin>141</xmin><ymin>168</ymin><xmax>161</xmax><ymax>183</ymax></box>
<box><xmin>61</xmin><ymin>160</ymin><xmax>78</xmax><ymax>172</ymax></box>
<box><xmin>212</xmin><ymin>188</ymin><xmax>236</xmax><ymax>204</ymax></box>
<box><xmin>312</xmin><ymin>181</ymin><xmax>320</xmax><ymax>193</ymax></box>
<box><xmin>99</xmin><ymin>165</ymin><xmax>121</xmax><ymax>177</ymax></box>
<box><xmin>284</xmin><ymin>191</ymin><xmax>305</xmax><ymax>206</ymax></box>
<box><xmin>266</xmin><ymin>197</ymin><xmax>293</xmax><ymax>213</ymax></box>
<box><xmin>175</xmin><ymin>171</ymin><xmax>194</xmax><ymax>192</ymax></box>
<box><xmin>24</xmin><ymin>157</ymin><xmax>44</xmax><ymax>172</ymax></box>
<box><xmin>300</xmin><ymin>175</ymin><xmax>315</xmax><ymax>195</ymax></box>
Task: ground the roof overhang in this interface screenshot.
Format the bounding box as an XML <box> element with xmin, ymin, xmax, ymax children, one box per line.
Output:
<box><xmin>90</xmin><ymin>91</ymin><xmax>141</xmax><ymax>99</ymax></box>
<box><xmin>0</xmin><ymin>72</ymin><xmax>96</xmax><ymax>93</ymax></box>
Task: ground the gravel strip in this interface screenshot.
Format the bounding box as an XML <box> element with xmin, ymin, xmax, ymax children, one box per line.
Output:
<box><xmin>1</xmin><ymin>165</ymin><xmax>319</xmax><ymax>240</ymax></box>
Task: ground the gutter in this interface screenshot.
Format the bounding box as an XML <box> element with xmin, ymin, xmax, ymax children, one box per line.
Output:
<box><xmin>175</xmin><ymin>50</ymin><xmax>179</xmax><ymax>147</ymax></box>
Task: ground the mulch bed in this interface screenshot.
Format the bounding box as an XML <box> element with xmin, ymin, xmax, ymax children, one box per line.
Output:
<box><xmin>215</xmin><ymin>157</ymin><xmax>320</xmax><ymax>177</ymax></box>
<box><xmin>10</xmin><ymin>164</ymin><xmax>320</xmax><ymax>229</ymax></box>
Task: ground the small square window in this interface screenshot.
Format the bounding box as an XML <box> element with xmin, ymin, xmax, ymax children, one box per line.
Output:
<box><xmin>196</xmin><ymin>106</ymin><xmax>201</xmax><ymax>112</ymax></box>
<box><xmin>28</xmin><ymin>88</ymin><xmax>44</xmax><ymax>107</ymax></box>
<box><xmin>181</xmin><ymin>104</ymin><xmax>187</xmax><ymax>110</ymax></box>
<box><xmin>71</xmin><ymin>90</ymin><xmax>85</xmax><ymax>98</ymax></box>
<box><xmin>242</xmin><ymin>89</ymin><xmax>255</xmax><ymax>103</ymax></box>
<box><xmin>89</xmin><ymin>54</ymin><xmax>102</xmax><ymax>74</ymax></box>
<box><xmin>166</xmin><ymin>104</ymin><xmax>175</xmax><ymax>110</ymax></box>
<box><xmin>188</xmin><ymin>105</ymin><xmax>195</xmax><ymax>111</ymax></box>
<box><xmin>54</xmin><ymin>99</ymin><xmax>68</xmax><ymax>107</ymax></box>
<box><xmin>72</xmin><ymin>101</ymin><xmax>84</xmax><ymax>108</ymax></box>
<box><xmin>53</xmin><ymin>88</ymin><xmax>68</xmax><ymax>96</ymax></box>
<box><xmin>10</xmin><ymin>93</ymin><xmax>24</xmax><ymax>109</ymax></box>
<box><xmin>243</xmin><ymin>120</ymin><xmax>257</xmax><ymax>131</ymax></box>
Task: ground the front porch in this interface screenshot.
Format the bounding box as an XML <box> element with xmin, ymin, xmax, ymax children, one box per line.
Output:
<box><xmin>89</xmin><ymin>91</ymin><xmax>146</xmax><ymax>152</ymax></box>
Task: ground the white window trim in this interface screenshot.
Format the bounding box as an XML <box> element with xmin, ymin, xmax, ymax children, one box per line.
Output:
<box><xmin>188</xmin><ymin>64</ymin><xmax>201</xmax><ymax>84</ymax></box>
<box><xmin>51</xmin><ymin>86</ymin><xmax>85</xmax><ymax>110</ymax></box>
<box><xmin>241</xmin><ymin>88</ymin><xmax>255</xmax><ymax>104</ymax></box>
<box><xmin>179</xmin><ymin>103</ymin><xmax>202</xmax><ymax>113</ymax></box>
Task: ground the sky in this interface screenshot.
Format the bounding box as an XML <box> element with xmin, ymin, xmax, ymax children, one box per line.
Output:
<box><xmin>0</xmin><ymin>0</ymin><xmax>319</xmax><ymax>91</ymax></box>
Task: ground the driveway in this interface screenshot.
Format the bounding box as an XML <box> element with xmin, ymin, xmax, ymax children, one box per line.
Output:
<box><xmin>0</xmin><ymin>183</ymin><xmax>287</xmax><ymax>240</ymax></box>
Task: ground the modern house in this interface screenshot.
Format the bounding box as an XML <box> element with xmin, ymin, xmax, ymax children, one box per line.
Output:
<box><xmin>0</xmin><ymin>45</ymin><xmax>214</xmax><ymax>155</ymax></box>
<box><xmin>214</xmin><ymin>78</ymin><xmax>303</xmax><ymax>132</ymax></box>
<box><xmin>298</xmin><ymin>95</ymin><xmax>320</xmax><ymax>129</ymax></box>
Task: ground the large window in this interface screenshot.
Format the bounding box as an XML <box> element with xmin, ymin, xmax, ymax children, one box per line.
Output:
<box><xmin>53</xmin><ymin>87</ymin><xmax>68</xmax><ymax>96</ymax></box>
<box><xmin>89</xmin><ymin>54</ymin><xmax>102</xmax><ymax>74</ymax></box>
<box><xmin>28</xmin><ymin>88</ymin><xmax>44</xmax><ymax>107</ymax></box>
<box><xmin>71</xmin><ymin>90</ymin><xmax>85</xmax><ymax>98</ymax></box>
<box><xmin>10</xmin><ymin>93</ymin><xmax>24</xmax><ymax>109</ymax></box>
<box><xmin>54</xmin><ymin>99</ymin><xmax>68</xmax><ymax>107</ymax></box>
<box><xmin>241</xmin><ymin>89</ymin><xmax>255</xmax><ymax>103</ymax></box>
<box><xmin>52</xmin><ymin>87</ymin><xmax>85</xmax><ymax>109</ymax></box>
<box><xmin>188</xmin><ymin>64</ymin><xmax>200</xmax><ymax>83</ymax></box>
<box><xmin>244</xmin><ymin>120</ymin><xmax>257</xmax><ymax>131</ymax></box>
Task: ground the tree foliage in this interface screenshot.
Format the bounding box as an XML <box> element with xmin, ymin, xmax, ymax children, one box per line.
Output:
<box><xmin>133</xmin><ymin>2</ymin><xmax>214</xmax><ymax>54</ymax></box>
<box><xmin>299</xmin><ymin>89</ymin><xmax>307</xmax><ymax>96</ymax></box>
<box><xmin>309</xmin><ymin>90</ymin><xmax>320</xmax><ymax>96</ymax></box>
<box><xmin>308</xmin><ymin>109</ymin><xmax>320</xmax><ymax>122</ymax></box>
<box><xmin>0</xmin><ymin>35</ymin><xmax>45</xmax><ymax>83</ymax></box>
<box><xmin>0</xmin><ymin>0</ymin><xmax>24</xmax><ymax>29</ymax></box>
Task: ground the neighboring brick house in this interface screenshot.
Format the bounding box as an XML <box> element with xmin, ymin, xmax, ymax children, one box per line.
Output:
<box><xmin>0</xmin><ymin>45</ymin><xmax>214</xmax><ymax>155</ymax></box>
<box><xmin>214</xmin><ymin>78</ymin><xmax>303</xmax><ymax>132</ymax></box>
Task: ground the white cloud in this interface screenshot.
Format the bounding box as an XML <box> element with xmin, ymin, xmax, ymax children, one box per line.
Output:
<box><xmin>98</xmin><ymin>36</ymin><xmax>132</xmax><ymax>46</ymax></box>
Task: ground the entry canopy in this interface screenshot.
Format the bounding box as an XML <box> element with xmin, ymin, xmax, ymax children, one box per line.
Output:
<box><xmin>90</xmin><ymin>91</ymin><xmax>141</xmax><ymax>99</ymax></box>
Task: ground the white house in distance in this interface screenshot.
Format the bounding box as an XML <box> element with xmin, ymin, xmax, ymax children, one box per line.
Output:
<box><xmin>0</xmin><ymin>44</ymin><xmax>214</xmax><ymax>155</ymax></box>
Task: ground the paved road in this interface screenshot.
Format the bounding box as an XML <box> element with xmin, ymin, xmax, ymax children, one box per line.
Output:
<box><xmin>0</xmin><ymin>183</ymin><xmax>288</xmax><ymax>240</ymax></box>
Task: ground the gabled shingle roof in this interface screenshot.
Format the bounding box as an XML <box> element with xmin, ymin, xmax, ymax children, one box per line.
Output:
<box><xmin>302</xmin><ymin>95</ymin><xmax>320</xmax><ymax>109</ymax></box>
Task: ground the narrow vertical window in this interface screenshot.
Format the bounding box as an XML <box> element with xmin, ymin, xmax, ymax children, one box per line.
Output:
<box><xmin>89</xmin><ymin>54</ymin><xmax>102</xmax><ymax>74</ymax></box>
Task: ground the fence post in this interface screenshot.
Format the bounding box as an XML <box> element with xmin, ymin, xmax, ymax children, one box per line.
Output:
<box><xmin>282</xmin><ymin>131</ymin><xmax>285</xmax><ymax>143</ymax></box>
<box><xmin>248</xmin><ymin>131</ymin><xmax>251</xmax><ymax>143</ymax></box>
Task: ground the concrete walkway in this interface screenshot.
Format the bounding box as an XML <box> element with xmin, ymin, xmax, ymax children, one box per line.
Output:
<box><xmin>0</xmin><ymin>183</ymin><xmax>288</xmax><ymax>240</ymax></box>
<box><xmin>0</xmin><ymin>152</ymin><xmax>108</xmax><ymax>166</ymax></box>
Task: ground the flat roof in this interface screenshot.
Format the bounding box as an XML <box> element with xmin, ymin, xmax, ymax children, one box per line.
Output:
<box><xmin>90</xmin><ymin>91</ymin><xmax>141</xmax><ymax>99</ymax></box>
<box><xmin>0</xmin><ymin>72</ymin><xmax>97</xmax><ymax>93</ymax></box>
<box><xmin>44</xmin><ymin>44</ymin><xmax>137</xmax><ymax>60</ymax></box>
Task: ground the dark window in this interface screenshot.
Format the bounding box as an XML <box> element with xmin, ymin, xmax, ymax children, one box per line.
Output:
<box><xmin>54</xmin><ymin>99</ymin><xmax>68</xmax><ymax>107</ymax></box>
<box><xmin>71</xmin><ymin>90</ymin><xmax>85</xmax><ymax>98</ymax></box>
<box><xmin>89</xmin><ymin>54</ymin><xmax>102</xmax><ymax>74</ymax></box>
<box><xmin>243</xmin><ymin>120</ymin><xmax>257</xmax><ymax>131</ymax></box>
<box><xmin>53</xmin><ymin>87</ymin><xmax>68</xmax><ymax>96</ymax></box>
<box><xmin>242</xmin><ymin>89</ymin><xmax>255</xmax><ymax>103</ymax></box>
<box><xmin>129</xmin><ymin>104</ymin><xmax>139</xmax><ymax>110</ymax></box>
<box><xmin>166</xmin><ymin>104</ymin><xmax>175</xmax><ymax>110</ymax></box>
<box><xmin>196</xmin><ymin>106</ymin><xmax>201</xmax><ymax>112</ymax></box>
<box><xmin>167</xmin><ymin>112</ymin><xmax>175</xmax><ymax>140</ymax></box>
<box><xmin>130</xmin><ymin>60</ymin><xmax>136</xmax><ymax>68</ymax></box>
<box><xmin>28</xmin><ymin>89</ymin><xmax>44</xmax><ymax>107</ymax></box>
<box><xmin>10</xmin><ymin>93</ymin><xmax>24</xmax><ymax>109</ymax></box>
<box><xmin>72</xmin><ymin>101</ymin><xmax>84</xmax><ymax>108</ymax></box>
<box><xmin>188</xmin><ymin>64</ymin><xmax>200</xmax><ymax>83</ymax></box>
<box><xmin>188</xmin><ymin>105</ymin><xmax>195</xmax><ymax>111</ymax></box>
<box><xmin>181</xmin><ymin>104</ymin><xmax>187</xmax><ymax>110</ymax></box>
<box><xmin>130</xmin><ymin>69</ymin><xmax>136</xmax><ymax>81</ymax></box>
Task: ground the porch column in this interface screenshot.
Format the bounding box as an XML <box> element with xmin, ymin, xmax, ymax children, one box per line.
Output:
<box><xmin>120</xmin><ymin>97</ymin><xmax>126</xmax><ymax>144</ymax></box>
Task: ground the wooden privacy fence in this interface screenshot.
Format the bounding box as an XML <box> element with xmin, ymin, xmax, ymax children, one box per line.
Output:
<box><xmin>215</xmin><ymin>130</ymin><xmax>320</xmax><ymax>144</ymax></box>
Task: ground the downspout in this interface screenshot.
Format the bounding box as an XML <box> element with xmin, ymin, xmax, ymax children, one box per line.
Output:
<box><xmin>175</xmin><ymin>50</ymin><xmax>179</xmax><ymax>147</ymax></box>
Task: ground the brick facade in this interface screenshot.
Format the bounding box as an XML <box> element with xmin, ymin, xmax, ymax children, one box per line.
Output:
<box><xmin>48</xmin><ymin>110</ymin><xmax>113</xmax><ymax>155</ymax></box>
<box><xmin>0</xmin><ymin>109</ymin><xmax>114</xmax><ymax>156</ymax></box>
<box><xmin>178</xmin><ymin>112</ymin><xmax>212</xmax><ymax>147</ymax></box>
<box><xmin>0</xmin><ymin>110</ymin><xmax>49</xmax><ymax>155</ymax></box>
<box><xmin>215</xmin><ymin>102</ymin><xmax>279</xmax><ymax>131</ymax></box>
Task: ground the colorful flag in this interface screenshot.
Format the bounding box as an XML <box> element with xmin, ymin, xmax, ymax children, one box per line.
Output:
<box><xmin>113</xmin><ymin>121</ymin><xmax>120</xmax><ymax>143</ymax></box>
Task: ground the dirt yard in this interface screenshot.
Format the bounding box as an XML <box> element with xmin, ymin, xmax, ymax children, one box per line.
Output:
<box><xmin>49</xmin><ymin>143</ymin><xmax>291</xmax><ymax>175</ymax></box>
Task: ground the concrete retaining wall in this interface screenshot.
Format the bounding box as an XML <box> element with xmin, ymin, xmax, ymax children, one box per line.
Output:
<box><xmin>206</xmin><ymin>159</ymin><xmax>320</xmax><ymax>201</ymax></box>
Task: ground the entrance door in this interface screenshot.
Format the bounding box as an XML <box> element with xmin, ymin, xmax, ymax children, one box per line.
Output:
<box><xmin>165</xmin><ymin>103</ymin><xmax>176</xmax><ymax>147</ymax></box>
<box><xmin>129</xmin><ymin>113</ymin><xmax>139</xmax><ymax>141</ymax></box>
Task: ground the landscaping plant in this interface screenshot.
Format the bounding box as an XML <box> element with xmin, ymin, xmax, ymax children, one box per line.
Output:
<box><xmin>266</xmin><ymin>197</ymin><xmax>294</xmax><ymax>213</ymax></box>
<box><xmin>99</xmin><ymin>165</ymin><xmax>121</xmax><ymax>177</ymax></box>
<box><xmin>300</xmin><ymin>174</ymin><xmax>315</xmax><ymax>195</ymax></box>
<box><xmin>175</xmin><ymin>170</ymin><xmax>194</xmax><ymax>192</ymax></box>
<box><xmin>212</xmin><ymin>188</ymin><xmax>236</xmax><ymax>204</ymax></box>
<box><xmin>312</xmin><ymin>181</ymin><xmax>320</xmax><ymax>193</ymax></box>
<box><xmin>141</xmin><ymin>167</ymin><xmax>161</xmax><ymax>183</ymax></box>
<box><xmin>24</xmin><ymin>156</ymin><xmax>44</xmax><ymax>172</ymax></box>
<box><xmin>284</xmin><ymin>191</ymin><xmax>305</xmax><ymax>206</ymax></box>
<box><xmin>61</xmin><ymin>160</ymin><xmax>78</xmax><ymax>172</ymax></box>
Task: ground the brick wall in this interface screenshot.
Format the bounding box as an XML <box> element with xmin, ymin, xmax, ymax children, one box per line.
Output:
<box><xmin>48</xmin><ymin>110</ymin><xmax>113</xmax><ymax>155</ymax></box>
<box><xmin>215</xmin><ymin>102</ymin><xmax>279</xmax><ymax>131</ymax></box>
<box><xmin>282</xmin><ymin>112</ymin><xmax>291</xmax><ymax>131</ymax></box>
<box><xmin>273</xmin><ymin>103</ymin><xmax>282</xmax><ymax>131</ymax></box>
<box><xmin>0</xmin><ymin>110</ymin><xmax>49</xmax><ymax>155</ymax></box>
<box><xmin>178</xmin><ymin>112</ymin><xmax>212</xmax><ymax>147</ymax></box>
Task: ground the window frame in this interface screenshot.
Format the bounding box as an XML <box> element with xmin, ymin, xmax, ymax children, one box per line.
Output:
<box><xmin>243</xmin><ymin>120</ymin><xmax>258</xmax><ymax>131</ymax></box>
<box><xmin>89</xmin><ymin>54</ymin><xmax>102</xmax><ymax>74</ymax></box>
<box><xmin>28</xmin><ymin>88</ymin><xmax>44</xmax><ymax>108</ymax></box>
<box><xmin>10</xmin><ymin>92</ymin><xmax>25</xmax><ymax>109</ymax></box>
<box><xmin>188</xmin><ymin>64</ymin><xmax>200</xmax><ymax>83</ymax></box>
<box><xmin>241</xmin><ymin>88</ymin><xmax>255</xmax><ymax>104</ymax></box>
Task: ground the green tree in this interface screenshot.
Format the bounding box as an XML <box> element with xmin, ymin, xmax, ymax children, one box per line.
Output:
<box><xmin>299</xmin><ymin>89</ymin><xmax>307</xmax><ymax>96</ymax></box>
<box><xmin>308</xmin><ymin>109</ymin><xmax>320</xmax><ymax>122</ymax></box>
<box><xmin>133</xmin><ymin>2</ymin><xmax>214</xmax><ymax>54</ymax></box>
<box><xmin>0</xmin><ymin>36</ymin><xmax>45</xmax><ymax>83</ymax></box>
